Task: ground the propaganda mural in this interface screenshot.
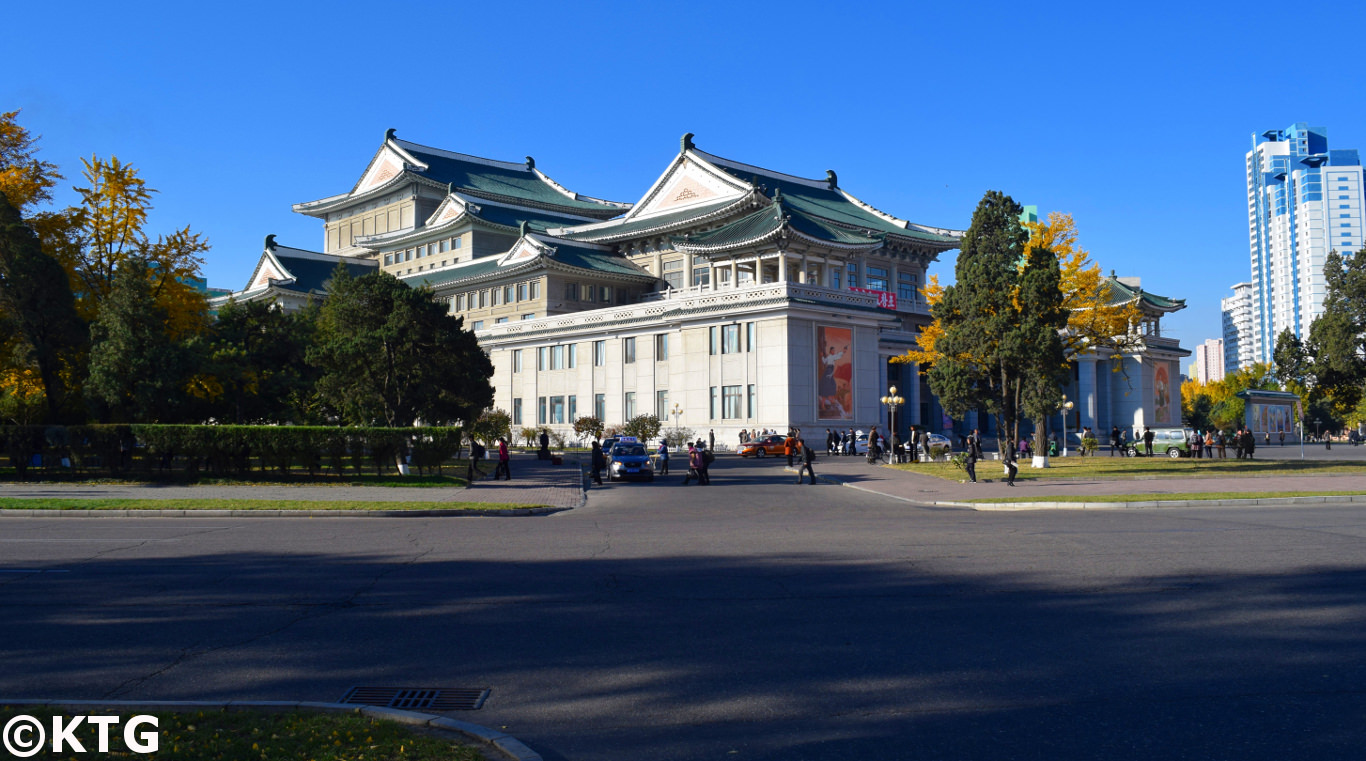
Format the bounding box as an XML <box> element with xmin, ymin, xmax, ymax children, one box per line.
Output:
<box><xmin>817</xmin><ymin>326</ymin><xmax>853</xmax><ymax>420</ymax></box>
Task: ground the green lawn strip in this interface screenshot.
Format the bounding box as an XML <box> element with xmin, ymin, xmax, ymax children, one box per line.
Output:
<box><xmin>892</xmin><ymin>457</ymin><xmax>1366</xmax><ymax>481</ymax></box>
<box><xmin>0</xmin><ymin>706</ymin><xmax>485</xmax><ymax>760</ymax></box>
<box><xmin>0</xmin><ymin>471</ymin><xmax>468</xmax><ymax>487</ymax></box>
<box><xmin>0</xmin><ymin>498</ymin><xmax>548</xmax><ymax>511</ymax></box>
<box><xmin>967</xmin><ymin>490</ymin><xmax>1366</xmax><ymax>504</ymax></box>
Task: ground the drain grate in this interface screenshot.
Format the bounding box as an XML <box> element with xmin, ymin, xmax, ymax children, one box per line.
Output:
<box><xmin>340</xmin><ymin>686</ymin><xmax>490</xmax><ymax>711</ymax></box>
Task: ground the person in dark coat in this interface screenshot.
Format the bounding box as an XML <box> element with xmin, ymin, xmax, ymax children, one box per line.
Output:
<box><xmin>795</xmin><ymin>438</ymin><xmax>817</xmax><ymax>485</ymax></box>
<box><xmin>656</xmin><ymin>439</ymin><xmax>670</xmax><ymax>476</ymax></box>
<box><xmin>590</xmin><ymin>441</ymin><xmax>605</xmax><ymax>485</ymax></box>
<box><xmin>697</xmin><ymin>440</ymin><xmax>712</xmax><ymax>484</ymax></box>
<box><xmin>709</xmin><ymin>429</ymin><xmax>715</xmax><ymax>451</ymax></box>
<box><xmin>1110</xmin><ymin>426</ymin><xmax>1121</xmax><ymax>456</ymax></box>
<box><xmin>1005</xmin><ymin>451</ymin><xmax>1018</xmax><ymax>486</ymax></box>
<box><xmin>1143</xmin><ymin>426</ymin><xmax>1155</xmax><ymax>457</ymax></box>
<box><xmin>1244</xmin><ymin>428</ymin><xmax>1256</xmax><ymax>459</ymax></box>
<box><xmin>965</xmin><ymin>442</ymin><xmax>978</xmax><ymax>484</ymax></box>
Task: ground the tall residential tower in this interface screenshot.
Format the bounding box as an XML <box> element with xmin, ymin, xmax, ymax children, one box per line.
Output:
<box><xmin>1246</xmin><ymin>124</ymin><xmax>1364</xmax><ymax>363</ymax></box>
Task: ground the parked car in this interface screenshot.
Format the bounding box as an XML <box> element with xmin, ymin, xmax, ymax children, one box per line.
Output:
<box><xmin>1125</xmin><ymin>427</ymin><xmax>1195</xmax><ymax>458</ymax></box>
<box><xmin>919</xmin><ymin>433</ymin><xmax>952</xmax><ymax>459</ymax></box>
<box><xmin>738</xmin><ymin>434</ymin><xmax>789</xmax><ymax>458</ymax></box>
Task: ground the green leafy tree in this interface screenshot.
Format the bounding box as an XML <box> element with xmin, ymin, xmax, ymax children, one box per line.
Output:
<box><xmin>85</xmin><ymin>257</ymin><xmax>188</xmax><ymax>422</ymax></box>
<box><xmin>622</xmin><ymin>414</ymin><xmax>662</xmax><ymax>442</ymax></box>
<box><xmin>309</xmin><ymin>265</ymin><xmax>493</xmax><ymax>426</ymax></box>
<box><xmin>572</xmin><ymin>416</ymin><xmax>604</xmax><ymax>442</ymax></box>
<box><xmin>469</xmin><ymin>408</ymin><xmax>511</xmax><ymax>444</ymax></box>
<box><xmin>922</xmin><ymin>191</ymin><xmax>1069</xmax><ymax>457</ymax></box>
<box><xmin>1015</xmin><ymin>235</ymin><xmax>1071</xmax><ymax>455</ymax></box>
<box><xmin>191</xmin><ymin>299</ymin><xmax>318</xmax><ymax>423</ymax></box>
<box><xmin>0</xmin><ymin>192</ymin><xmax>87</xmax><ymax>422</ymax></box>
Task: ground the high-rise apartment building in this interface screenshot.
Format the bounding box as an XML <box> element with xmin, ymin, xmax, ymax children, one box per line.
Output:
<box><xmin>1221</xmin><ymin>281</ymin><xmax>1254</xmax><ymax>373</ymax></box>
<box><xmin>1246</xmin><ymin>124</ymin><xmax>1364</xmax><ymax>363</ymax></box>
<box><xmin>1194</xmin><ymin>338</ymin><xmax>1225</xmax><ymax>383</ymax></box>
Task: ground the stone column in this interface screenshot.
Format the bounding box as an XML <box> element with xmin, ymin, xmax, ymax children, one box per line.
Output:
<box><xmin>778</xmin><ymin>252</ymin><xmax>788</xmax><ymax>282</ymax></box>
<box><xmin>731</xmin><ymin>259</ymin><xmax>739</xmax><ymax>289</ymax></box>
<box><xmin>1078</xmin><ymin>357</ymin><xmax>1099</xmax><ymax>433</ymax></box>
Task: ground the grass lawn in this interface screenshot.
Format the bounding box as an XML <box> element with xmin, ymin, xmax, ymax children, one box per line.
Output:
<box><xmin>968</xmin><ymin>490</ymin><xmax>1366</xmax><ymax>504</ymax></box>
<box><xmin>892</xmin><ymin>456</ymin><xmax>1366</xmax><ymax>481</ymax></box>
<box><xmin>0</xmin><ymin>498</ymin><xmax>548</xmax><ymax>511</ymax></box>
<box><xmin>0</xmin><ymin>469</ymin><xmax>468</xmax><ymax>487</ymax></box>
<box><xmin>0</xmin><ymin>706</ymin><xmax>486</xmax><ymax>760</ymax></box>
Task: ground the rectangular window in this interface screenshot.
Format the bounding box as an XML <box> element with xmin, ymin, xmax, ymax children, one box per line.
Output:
<box><xmin>710</xmin><ymin>386</ymin><xmax>718</xmax><ymax>420</ymax></box>
<box><xmin>495</xmin><ymin>316</ymin><xmax>508</xmax><ymax>324</ymax></box>
<box><xmin>866</xmin><ymin>266</ymin><xmax>889</xmax><ymax>291</ymax></box>
<box><xmin>624</xmin><ymin>392</ymin><xmax>636</xmax><ymax>419</ymax></box>
<box><xmin>384</xmin><ymin>254</ymin><xmax>393</xmax><ymax>265</ymax></box>
<box><xmin>565</xmin><ymin>282</ymin><xmax>579</xmax><ymax>301</ymax></box>
<box><xmin>568</xmin><ymin>343</ymin><xmax>577</xmax><ymax>368</ymax></box>
<box><xmin>655</xmin><ymin>334</ymin><xmax>668</xmax><ymax>361</ymax></box>
<box><xmin>568</xmin><ymin>395</ymin><xmax>577</xmax><ymax>421</ymax></box>
<box><xmin>847</xmin><ymin>262</ymin><xmax>858</xmax><ymax>287</ymax></box>
<box><xmin>722</xmin><ymin>385</ymin><xmax>742</xmax><ymax>419</ymax></box>
<box><xmin>583</xmin><ymin>285</ymin><xmax>595</xmax><ymax>303</ymax></box>
<box><xmin>522</xmin><ymin>313</ymin><xmax>536</xmax><ymax>320</ymax></box>
<box><xmin>456</xmin><ymin>294</ymin><xmax>466</xmax><ymax>311</ymax></box>
<box><xmin>594</xmin><ymin>340</ymin><xmax>606</xmax><ymax>366</ymax></box>
<box><xmin>504</xmin><ymin>285</ymin><xmax>514</xmax><ymax>303</ymax></box>
<box><xmin>709</xmin><ymin>326</ymin><xmax>718</xmax><ymax>355</ymax></box>
<box><xmin>693</xmin><ymin>268</ymin><xmax>710</xmax><ymax>287</ymax></box>
<box><xmin>530</xmin><ymin>281</ymin><xmax>539</xmax><ymax>299</ymax></box>
<box><xmin>513</xmin><ymin>349</ymin><xmax>523</xmax><ymax>373</ymax></box>
<box><xmin>746</xmin><ymin>322</ymin><xmax>756</xmax><ymax>352</ymax></box>
<box><xmin>600</xmin><ymin>286</ymin><xmax>611</xmax><ymax>303</ymax></box>
<box><xmin>512</xmin><ymin>398</ymin><xmax>522</xmax><ymax>425</ymax></box>
<box><xmin>663</xmin><ymin>259</ymin><xmax>684</xmax><ymax>290</ymax></box>
<box><xmin>439</xmin><ymin>239</ymin><xmax>449</xmax><ymax>253</ymax></box>
<box><xmin>623</xmin><ymin>336</ymin><xmax>636</xmax><ymax>364</ymax></box>
<box><xmin>472</xmin><ymin>320</ymin><xmax>484</xmax><ymax>330</ymax></box>
<box><xmin>832</xmin><ymin>269</ymin><xmax>841</xmax><ymax>289</ymax></box>
<box><xmin>538</xmin><ymin>346</ymin><xmax>549</xmax><ymax>371</ymax></box>
<box><xmin>454</xmin><ymin>237</ymin><xmax>463</xmax><ymax>249</ymax></box>
<box><xmin>550</xmin><ymin>396</ymin><xmax>565</xmax><ymax>424</ymax></box>
<box><xmin>656</xmin><ymin>390</ymin><xmax>668</xmax><ymax>419</ymax></box>
<box><xmin>722</xmin><ymin>324</ymin><xmax>740</xmax><ymax>354</ymax></box>
<box><xmin>747</xmin><ymin>384</ymin><xmax>756</xmax><ymax>418</ymax></box>
<box><xmin>594</xmin><ymin>393</ymin><xmax>605</xmax><ymax>421</ymax></box>
<box><xmin>538</xmin><ymin>396</ymin><xmax>547</xmax><ymax>425</ymax></box>
<box><xmin>478</xmin><ymin>290</ymin><xmax>487</xmax><ymax>308</ymax></box>
<box><xmin>551</xmin><ymin>345</ymin><xmax>565</xmax><ymax>370</ymax></box>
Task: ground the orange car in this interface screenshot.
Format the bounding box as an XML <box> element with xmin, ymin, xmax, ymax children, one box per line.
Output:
<box><xmin>738</xmin><ymin>434</ymin><xmax>788</xmax><ymax>458</ymax></box>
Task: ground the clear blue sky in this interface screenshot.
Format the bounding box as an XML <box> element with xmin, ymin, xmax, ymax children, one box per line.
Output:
<box><xmin>7</xmin><ymin>0</ymin><xmax>1366</xmax><ymax>351</ymax></box>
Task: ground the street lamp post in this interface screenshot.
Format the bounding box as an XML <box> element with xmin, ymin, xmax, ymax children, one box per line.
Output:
<box><xmin>1061</xmin><ymin>396</ymin><xmax>1075</xmax><ymax>458</ymax></box>
<box><xmin>670</xmin><ymin>402</ymin><xmax>684</xmax><ymax>450</ymax></box>
<box><xmin>879</xmin><ymin>386</ymin><xmax>905</xmax><ymax>463</ymax></box>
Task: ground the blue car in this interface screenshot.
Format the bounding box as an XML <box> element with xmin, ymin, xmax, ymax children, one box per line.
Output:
<box><xmin>607</xmin><ymin>439</ymin><xmax>654</xmax><ymax>482</ymax></box>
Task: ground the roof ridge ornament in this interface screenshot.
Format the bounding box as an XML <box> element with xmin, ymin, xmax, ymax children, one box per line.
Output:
<box><xmin>264</xmin><ymin>234</ymin><xmax>277</xmax><ymax>251</ymax></box>
<box><xmin>519</xmin><ymin>220</ymin><xmax>529</xmax><ymax>238</ymax></box>
<box><xmin>681</xmin><ymin>133</ymin><xmax>695</xmax><ymax>152</ymax></box>
<box><xmin>826</xmin><ymin>170</ymin><xmax>838</xmax><ymax>189</ymax></box>
<box><xmin>385</xmin><ymin>128</ymin><xmax>396</xmax><ymax>142</ymax></box>
<box><xmin>525</xmin><ymin>156</ymin><xmax>535</xmax><ymax>170</ymax></box>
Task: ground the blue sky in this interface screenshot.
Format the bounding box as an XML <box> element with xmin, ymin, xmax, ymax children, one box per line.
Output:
<box><xmin>7</xmin><ymin>0</ymin><xmax>1366</xmax><ymax>352</ymax></box>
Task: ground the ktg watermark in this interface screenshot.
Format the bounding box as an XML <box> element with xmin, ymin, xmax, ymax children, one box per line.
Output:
<box><xmin>3</xmin><ymin>714</ymin><xmax>160</xmax><ymax>756</ymax></box>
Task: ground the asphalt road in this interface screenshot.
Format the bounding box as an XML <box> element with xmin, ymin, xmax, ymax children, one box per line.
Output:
<box><xmin>4</xmin><ymin>457</ymin><xmax>1366</xmax><ymax>760</ymax></box>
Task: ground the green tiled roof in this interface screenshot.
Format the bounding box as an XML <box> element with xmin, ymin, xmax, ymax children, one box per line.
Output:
<box><xmin>401</xmin><ymin>238</ymin><xmax>654</xmax><ymax>290</ymax></box>
<box><xmin>399</xmin><ymin>142</ymin><xmax>626</xmax><ymax>218</ymax></box>
<box><xmin>275</xmin><ymin>253</ymin><xmax>376</xmax><ymax>294</ymax></box>
<box><xmin>672</xmin><ymin>199</ymin><xmax>881</xmax><ymax>252</ymax></box>
<box><xmin>468</xmin><ymin>203</ymin><xmax>595</xmax><ymax>231</ymax></box>
<box><xmin>703</xmin><ymin>153</ymin><xmax>959</xmax><ymax>245</ymax></box>
<box><xmin>558</xmin><ymin>197</ymin><xmax>744</xmax><ymax>241</ymax></box>
<box><xmin>1104</xmin><ymin>276</ymin><xmax>1186</xmax><ymax>312</ymax></box>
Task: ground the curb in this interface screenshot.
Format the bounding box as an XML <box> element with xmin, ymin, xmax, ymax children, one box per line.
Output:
<box><xmin>0</xmin><ymin>506</ymin><xmax>569</xmax><ymax>518</ymax></box>
<box><xmin>0</xmin><ymin>699</ymin><xmax>541</xmax><ymax>761</ymax></box>
<box><xmin>785</xmin><ymin>466</ymin><xmax>1366</xmax><ymax>510</ymax></box>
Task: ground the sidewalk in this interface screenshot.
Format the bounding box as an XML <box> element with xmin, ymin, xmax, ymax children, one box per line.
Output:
<box><xmin>0</xmin><ymin>454</ymin><xmax>586</xmax><ymax>509</ymax></box>
<box><xmin>798</xmin><ymin>453</ymin><xmax>1366</xmax><ymax>508</ymax></box>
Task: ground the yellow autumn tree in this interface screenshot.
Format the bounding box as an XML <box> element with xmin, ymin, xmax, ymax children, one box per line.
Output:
<box><xmin>897</xmin><ymin>211</ymin><xmax>1142</xmax><ymax>368</ymax></box>
<box><xmin>0</xmin><ymin>110</ymin><xmax>62</xmax><ymax>213</ymax></box>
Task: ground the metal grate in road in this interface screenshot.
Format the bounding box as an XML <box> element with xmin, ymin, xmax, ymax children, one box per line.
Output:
<box><xmin>339</xmin><ymin>686</ymin><xmax>490</xmax><ymax>711</ymax></box>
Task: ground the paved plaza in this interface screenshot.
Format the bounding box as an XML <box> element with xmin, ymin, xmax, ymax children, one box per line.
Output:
<box><xmin>3</xmin><ymin>456</ymin><xmax>1366</xmax><ymax>760</ymax></box>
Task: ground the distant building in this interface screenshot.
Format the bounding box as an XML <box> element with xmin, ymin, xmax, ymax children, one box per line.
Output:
<box><xmin>1194</xmin><ymin>338</ymin><xmax>1225</xmax><ymax>383</ymax></box>
<box><xmin>1246</xmin><ymin>124</ymin><xmax>1364</xmax><ymax>363</ymax></box>
<box><xmin>1221</xmin><ymin>281</ymin><xmax>1254</xmax><ymax>372</ymax></box>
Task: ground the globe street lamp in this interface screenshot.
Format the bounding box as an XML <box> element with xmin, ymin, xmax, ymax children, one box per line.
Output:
<box><xmin>1061</xmin><ymin>396</ymin><xmax>1075</xmax><ymax>457</ymax></box>
<box><xmin>879</xmin><ymin>386</ymin><xmax>905</xmax><ymax>463</ymax></box>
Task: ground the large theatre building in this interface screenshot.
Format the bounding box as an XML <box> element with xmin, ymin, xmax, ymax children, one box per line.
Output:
<box><xmin>218</xmin><ymin>130</ymin><xmax>1187</xmax><ymax>444</ymax></box>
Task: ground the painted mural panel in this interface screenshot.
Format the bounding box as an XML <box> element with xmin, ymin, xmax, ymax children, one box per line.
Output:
<box><xmin>817</xmin><ymin>326</ymin><xmax>853</xmax><ymax>420</ymax></box>
<box><xmin>1247</xmin><ymin>403</ymin><xmax>1292</xmax><ymax>435</ymax></box>
<box><xmin>1153</xmin><ymin>363</ymin><xmax>1172</xmax><ymax>424</ymax></box>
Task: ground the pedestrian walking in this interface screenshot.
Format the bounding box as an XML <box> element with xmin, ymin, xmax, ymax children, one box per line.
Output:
<box><xmin>1279</xmin><ymin>429</ymin><xmax>1285</xmax><ymax>446</ymax></box>
<box><xmin>467</xmin><ymin>438</ymin><xmax>486</xmax><ymax>481</ymax></box>
<box><xmin>493</xmin><ymin>437</ymin><xmax>511</xmax><ymax>480</ymax></box>
<box><xmin>918</xmin><ymin>428</ymin><xmax>930</xmax><ymax>463</ymax></box>
<box><xmin>590</xmin><ymin>441</ymin><xmax>605</xmax><ymax>485</ymax></box>
<box><xmin>1191</xmin><ymin>430</ymin><xmax>1203</xmax><ymax>459</ymax></box>
<box><xmin>785</xmin><ymin>430</ymin><xmax>797</xmax><ymax>467</ymax></box>
<box><xmin>1005</xmin><ymin>451</ymin><xmax>1018</xmax><ymax>486</ymax></box>
<box><xmin>682</xmin><ymin>443</ymin><xmax>700</xmax><ymax>485</ymax></box>
<box><xmin>795</xmin><ymin>438</ymin><xmax>817</xmax><ymax>485</ymax></box>
<box><xmin>1110</xmin><ymin>425</ymin><xmax>1121</xmax><ymax>456</ymax></box>
<box><xmin>1245</xmin><ymin>429</ymin><xmax>1257</xmax><ymax>460</ymax></box>
<box><xmin>709</xmin><ymin>429</ymin><xmax>715</xmax><ymax>452</ymax></box>
<box><xmin>826</xmin><ymin>428</ymin><xmax>837</xmax><ymax>456</ymax></box>
<box><xmin>657</xmin><ymin>440</ymin><xmax>670</xmax><ymax>475</ymax></box>
<box><xmin>698</xmin><ymin>440</ymin><xmax>713</xmax><ymax>484</ymax></box>
<box><xmin>965</xmin><ymin>441</ymin><xmax>978</xmax><ymax>484</ymax></box>
<box><xmin>1216</xmin><ymin>430</ymin><xmax>1226</xmax><ymax>459</ymax></box>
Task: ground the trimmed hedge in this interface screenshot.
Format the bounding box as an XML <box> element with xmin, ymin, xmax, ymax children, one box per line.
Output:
<box><xmin>0</xmin><ymin>425</ymin><xmax>465</xmax><ymax>479</ymax></box>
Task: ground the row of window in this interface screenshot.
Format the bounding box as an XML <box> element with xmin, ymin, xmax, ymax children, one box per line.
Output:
<box><xmin>455</xmin><ymin>281</ymin><xmax>540</xmax><ymax>312</ymax></box>
<box><xmin>514</xmin><ymin>335</ymin><xmax>673</xmax><ymax>372</ymax></box>
<box><xmin>564</xmin><ymin>282</ymin><xmax>617</xmax><ymax>305</ymax></box>
<box><xmin>708</xmin><ymin>323</ymin><xmax>756</xmax><ymax>355</ymax></box>
<box><xmin>513</xmin><ymin>386</ymin><xmax>753</xmax><ymax>425</ymax></box>
<box><xmin>383</xmin><ymin>237</ymin><xmax>464</xmax><ymax>266</ymax></box>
